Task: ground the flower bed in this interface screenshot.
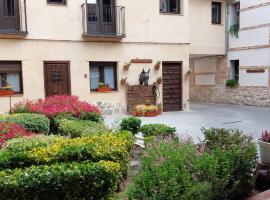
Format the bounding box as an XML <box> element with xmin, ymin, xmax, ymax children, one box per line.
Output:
<box><xmin>10</xmin><ymin>95</ymin><xmax>101</xmax><ymax>119</ymax></box>
<box><xmin>0</xmin><ymin>133</ymin><xmax>134</xmax><ymax>172</ymax></box>
<box><xmin>0</xmin><ymin>122</ymin><xmax>34</xmax><ymax>148</ymax></box>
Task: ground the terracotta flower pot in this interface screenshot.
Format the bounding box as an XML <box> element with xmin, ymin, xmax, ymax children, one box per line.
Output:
<box><xmin>121</xmin><ymin>79</ymin><xmax>127</xmax><ymax>86</ymax></box>
<box><xmin>124</xmin><ymin>63</ymin><xmax>130</xmax><ymax>71</ymax></box>
<box><xmin>145</xmin><ymin>111</ymin><xmax>159</xmax><ymax>117</ymax></box>
<box><xmin>0</xmin><ymin>90</ymin><xmax>15</xmax><ymax>96</ymax></box>
<box><xmin>157</xmin><ymin>79</ymin><xmax>162</xmax><ymax>85</ymax></box>
<box><xmin>97</xmin><ymin>87</ymin><xmax>112</xmax><ymax>92</ymax></box>
<box><xmin>136</xmin><ymin>111</ymin><xmax>145</xmax><ymax>117</ymax></box>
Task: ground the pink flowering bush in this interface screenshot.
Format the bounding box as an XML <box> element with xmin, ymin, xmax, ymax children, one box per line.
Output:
<box><xmin>0</xmin><ymin>122</ymin><xmax>34</xmax><ymax>148</ymax></box>
<box><xmin>11</xmin><ymin>96</ymin><xmax>101</xmax><ymax>119</ymax></box>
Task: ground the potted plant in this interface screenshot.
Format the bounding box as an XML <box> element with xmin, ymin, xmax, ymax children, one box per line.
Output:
<box><xmin>157</xmin><ymin>76</ymin><xmax>162</xmax><ymax>85</ymax></box>
<box><xmin>145</xmin><ymin>105</ymin><xmax>159</xmax><ymax>117</ymax></box>
<box><xmin>258</xmin><ymin>131</ymin><xmax>270</xmax><ymax>164</ymax></box>
<box><xmin>134</xmin><ymin>105</ymin><xmax>146</xmax><ymax>117</ymax></box>
<box><xmin>155</xmin><ymin>62</ymin><xmax>161</xmax><ymax>70</ymax></box>
<box><xmin>0</xmin><ymin>85</ymin><xmax>14</xmax><ymax>96</ymax></box>
<box><xmin>226</xmin><ymin>79</ymin><xmax>239</xmax><ymax>88</ymax></box>
<box><xmin>123</xmin><ymin>62</ymin><xmax>131</xmax><ymax>71</ymax></box>
<box><xmin>120</xmin><ymin>78</ymin><xmax>127</xmax><ymax>86</ymax></box>
<box><xmin>97</xmin><ymin>82</ymin><xmax>112</xmax><ymax>92</ymax></box>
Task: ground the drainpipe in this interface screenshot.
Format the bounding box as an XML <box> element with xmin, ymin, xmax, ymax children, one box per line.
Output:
<box><xmin>225</xmin><ymin>1</ymin><xmax>229</xmax><ymax>54</ymax></box>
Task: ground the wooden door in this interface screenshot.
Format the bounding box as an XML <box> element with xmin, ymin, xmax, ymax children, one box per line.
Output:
<box><xmin>0</xmin><ymin>0</ymin><xmax>20</xmax><ymax>31</ymax></box>
<box><xmin>162</xmin><ymin>62</ymin><xmax>182</xmax><ymax>112</ymax></box>
<box><xmin>44</xmin><ymin>62</ymin><xmax>71</xmax><ymax>97</ymax></box>
<box><xmin>87</xmin><ymin>0</ymin><xmax>116</xmax><ymax>35</ymax></box>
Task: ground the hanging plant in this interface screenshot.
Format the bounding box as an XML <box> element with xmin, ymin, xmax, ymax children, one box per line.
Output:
<box><xmin>229</xmin><ymin>23</ymin><xmax>239</xmax><ymax>38</ymax></box>
<box><xmin>155</xmin><ymin>62</ymin><xmax>161</xmax><ymax>70</ymax></box>
<box><xmin>157</xmin><ymin>76</ymin><xmax>162</xmax><ymax>85</ymax></box>
<box><xmin>120</xmin><ymin>78</ymin><xmax>127</xmax><ymax>86</ymax></box>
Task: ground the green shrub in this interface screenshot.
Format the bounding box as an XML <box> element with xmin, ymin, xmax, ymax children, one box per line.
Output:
<box><xmin>58</xmin><ymin>119</ymin><xmax>107</xmax><ymax>138</ymax></box>
<box><xmin>0</xmin><ymin>160</ymin><xmax>120</xmax><ymax>200</ymax></box>
<box><xmin>0</xmin><ymin>113</ymin><xmax>50</xmax><ymax>134</ymax></box>
<box><xmin>141</xmin><ymin>124</ymin><xmax>176</xmax><ymax>137</ymax></box>
<box><xmin>226</xmin><ymin>79</ymin><xmax>239</xmax><ymax>88</ymax></box>
<box><xmin>128</xmin><ymin>129</ymin><xmax>257</xmax><ymax>200</ymax></box>
<box><xmin>120</xmin><ymin>117</ymin><xmax>141</xmax><ymax>135</ymax></box>
<box><xmin>202</xmin><ymin>128</ymin><xmax>257</xmax><ymax>200</ymax></box>
<box><xmin>127</xmin><ymin>141</ymin><xmax>214</xmax><ymax>200</ymax></box>
<box><xmin>79</xmin><ymin>112</ymin><xmax>104</xmax><ymax>122</ymax></box>
<box><xmin>0</xmin><ymin>135</ymin><xmax>62</xmax><ymax>169</ymax></box>
<box><xmin>0</xmin><ymin>134</ymin><xmax>131</xmax><ymax>174</ymax></box>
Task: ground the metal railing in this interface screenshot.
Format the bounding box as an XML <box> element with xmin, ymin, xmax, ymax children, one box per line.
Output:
<box><xmin>0</xmin><ymin>0</ymin><xmax>27</xmax><ymax>33</ymax></box>
<box><xmin>82</xmin><ymin>3</ymin><xmax>125</xmax><ymax>37</ymax></box>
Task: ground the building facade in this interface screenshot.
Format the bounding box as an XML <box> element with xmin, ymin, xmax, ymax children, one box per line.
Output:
<box><xmin>0</xmin><ymin>0</ymin><xmax>194</xmax><ymax>113</ymax></box>
<box><xmin>190</xmin><ymin>0</ymin><xmax>270</xmax><ymax>107</ymax></box>
<box><xmin>2</xmin><ymin>0</ymin><xmax>269</xmax><ymax>113</ymax></box>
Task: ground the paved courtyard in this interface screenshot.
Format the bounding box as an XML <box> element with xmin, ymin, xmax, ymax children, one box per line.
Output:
<box><xmin>105</xmin><ymin>103</ymin><xmax>270</xmax><ymax>142</ymax></box>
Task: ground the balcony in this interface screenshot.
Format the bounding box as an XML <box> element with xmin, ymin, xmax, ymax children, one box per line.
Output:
<box><xmin>0</xmin><ymin>0</ymin><xmax>27</xmax><ymax>38</ymax></box>
<box><xmin>82</xmin><ymin>4</ymin><xmax>125</xmax><ymax>41</ymax></box>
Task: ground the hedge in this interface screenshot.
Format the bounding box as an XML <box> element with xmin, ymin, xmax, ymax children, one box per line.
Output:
<box><xmin>0</xmin><ymin>160</ymin><xmax>120</xmax><ymax>200</ymax></box>
<box><xmin>140</xmin><ymin>124</ymin><xmax>176</xmax><ymax>137</ymax></box>
<box><xmin>120</xmin><ymin>117</ymin><xmax>141</xmax><ymax>135</ymax></box>
<box><xmin>0</xmin><ymin>132</ymin><xmax>134</xmax><ymax>173</ymax></box>
<box><xmin>0</xmin><ymin>113</ymin><xmax>50</xmax><ymax>135</ymax></box>
<box><xmin>58</xmin><ymin>119</ymin><xmax>107</xmax><ymax>138</ymax></box>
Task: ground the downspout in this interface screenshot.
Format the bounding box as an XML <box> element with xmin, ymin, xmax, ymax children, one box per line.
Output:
<box><xmin>225</xmin><ymin>1</ymin><xmax>229</xmax><ymax>54</ymax></box>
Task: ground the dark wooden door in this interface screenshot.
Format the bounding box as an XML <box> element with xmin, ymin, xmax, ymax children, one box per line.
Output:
<box><xmin>162</xmin><ymin>62</ymin><xmax>182</xmax><ymax>112</ymax></box>
<box><xmin>87</xmin><ymin>0</ymin><xmax>116</xmax><ymax>35</ymax></box>
<box><xmin>0</xmin><ymin>0</ymin><xmax>20</xmax><ymax>31</ymax></box>
<box><xmin>44</xmin><ymin>62</ymin><xmax>71</xmax><ymax>97</ymax></box>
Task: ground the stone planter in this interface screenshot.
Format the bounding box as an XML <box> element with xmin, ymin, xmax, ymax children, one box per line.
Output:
<box><xmin>258</xmin><ymin>139</ymin><xmax>270</xmax><ymax>164</ymax></box>
<box><xmin>97</xmin><ymin>87</ymin><xmax>112</xmax><ymax>92</ymax></box>
<box><xmin>0</xmin><ymin>90</ymin><xmax>14</xmax><ymax>96</ymax></box>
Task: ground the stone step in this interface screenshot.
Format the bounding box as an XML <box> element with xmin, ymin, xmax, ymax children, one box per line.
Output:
<box><xmin>246</xmin><ymin>190</ymin><xmax>270</xmax><ymax>200</ymax></box>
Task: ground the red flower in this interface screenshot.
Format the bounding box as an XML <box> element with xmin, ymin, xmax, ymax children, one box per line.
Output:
<box><xmin>11</xmin><ymin>96</ymin><xmax>101</xmax><ymax>118</ymax></box>
<box><xmin>0</xmin><ymin>122</ymin><xmax>34</xmax><ymax>148</ymax></box>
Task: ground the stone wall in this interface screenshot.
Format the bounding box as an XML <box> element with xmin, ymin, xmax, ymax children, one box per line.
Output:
<box><xmin>190</xmin><ymin>85</ymin><xmax>270</xmax><ymax>107</ymax></box>
<box><xmin>190</xmin><ymin>57</ymin><xmax>270</xmax><ymax>107</ymax></box>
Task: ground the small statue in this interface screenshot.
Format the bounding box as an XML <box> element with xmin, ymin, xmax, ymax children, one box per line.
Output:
<box><xmin>139</xmin><ymin>69</ymin><xmax>150</xmax><ymax>86</ymax></box>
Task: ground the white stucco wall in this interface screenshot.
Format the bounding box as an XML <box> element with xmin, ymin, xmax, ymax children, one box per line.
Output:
<box><xmin>189</xmin><ymin>0</ymin><xmax>226</xmax><ymax>55</ymax></box>
<box><xmin>228</xmin><ymin>0</ymin><xmax>270</xmax><ymax>87</ymax></box>
<box><xmin>0</xmin><ymin>0</ymin><xmax>192</xmax><ymax>112</ymax></box>
<box><xmin>0</xmin><ymin>40</ymin><xmax>190</xmax><ymax>112</ymax></box>
<box><xmin>239</xmin><ymin>69</ymin><xmax>269</xmax><ymax>86</ymax></box>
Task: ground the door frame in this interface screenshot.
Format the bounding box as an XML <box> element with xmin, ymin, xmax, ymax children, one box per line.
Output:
<box><xmin>43</xmin><ymin>61</ymin><xmax>71</xmax><ymax>97</ymax></box>
<box><xmin>162</xmin><ymin>61</ymin><xmax>183</xmax><ymax>112</ymax></box>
